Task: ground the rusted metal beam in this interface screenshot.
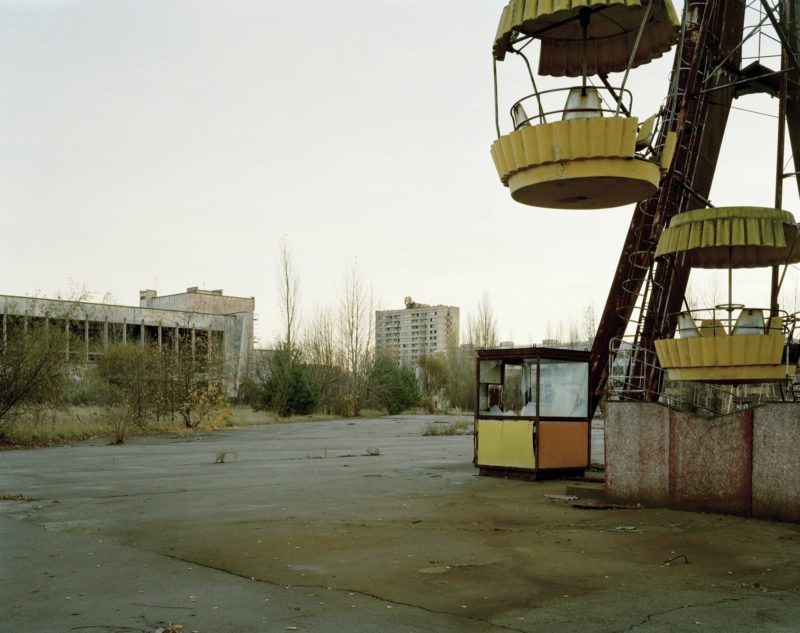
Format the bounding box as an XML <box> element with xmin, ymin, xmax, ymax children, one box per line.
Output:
<box><xmin>590</xmin><ymin>0</ymin><xmax>749</xmax><ymax>412</ymax></box>
<box><xmin>784</xmin><ymin>0</ymin><xmax>800</xmax><ymax>198</ymax></box>
<box><xmin>640</xmin><ymin>0</ymin><xmax>747</xmax><ymax>398</ymax></box>
<box><xmin>589</xmin><ymin>1</ymin><xmax>714</xmax><ymax>412</ymax></box>
<box><xmin>773</xmin><ymin>0</ymin><xmax>789</xmax><ymax>316</ymax></box>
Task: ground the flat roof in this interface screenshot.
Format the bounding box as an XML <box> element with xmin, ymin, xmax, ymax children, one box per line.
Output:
<box><xmin>0</xmin><ymin>294</ymin><xmax>249</xmax><ymax>318</ymax></box>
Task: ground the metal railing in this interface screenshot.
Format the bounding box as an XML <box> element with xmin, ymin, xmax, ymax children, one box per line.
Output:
<box><xmin>671</xmin><ymin>306</ymin><xmax>791</xmax><ymax>337</ymax></box>
<box><xmin>607</xmin><ymin>337</ymin><xmax>793</xmax><ymax>418</ymax></box>
<box><xmin>509</xmin><ymin>85</ymin><xmax>635</xmax><ymax>129</ymax></box>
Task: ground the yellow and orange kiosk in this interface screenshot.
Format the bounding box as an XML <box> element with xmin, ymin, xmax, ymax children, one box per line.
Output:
<box><xmin>474</xmin><ymin>347</ymin><xmax>591</xmax><ymax>478</ymax></box>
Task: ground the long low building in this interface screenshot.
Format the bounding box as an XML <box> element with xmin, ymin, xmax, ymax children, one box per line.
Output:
<box><xmin>0</xmin><ymin>287</ymin><xmax>255</xmax><ymax>396</ymax></box>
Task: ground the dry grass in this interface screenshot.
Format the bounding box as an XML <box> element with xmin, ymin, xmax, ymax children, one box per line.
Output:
<box><xmin>422</xmin><ymin>416</ymin><xmax>474</xmax><ymax>436</ymax></box>
<box><xmin>1</xmin><ymin>407</ymin><xmax>175</xmax><ymax>447</ymax></box>
<box><xmin>227</xmin><ymin>407</ymin><xmax>339</xmax><ymax>427</ymax></box>
<box><xmin>228</xmin><ymin>407</ymin><xmax>386</xmax><ymax>427</ymax></box>
<box><xmin>1</xmin><ymin>406</ymin><xmax>351</xmax><ymax>448</ymax></box>
<box><xmin>1</xmin><ymin>404</ymin><xmax>406</xmax><ymax>449</ymax></box>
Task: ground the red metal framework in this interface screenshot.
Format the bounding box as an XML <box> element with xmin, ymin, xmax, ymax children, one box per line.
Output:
<box><xmin>591</xmin><ymin>0</ymin><xmax>800</xmax><ymax>414</ymax></box>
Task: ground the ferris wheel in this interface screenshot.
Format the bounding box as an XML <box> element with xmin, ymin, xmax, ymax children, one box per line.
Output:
<box><xmin>490</xmin><ymin>0</ymin><xmax>800</xmax><ymax>415</ymax></box>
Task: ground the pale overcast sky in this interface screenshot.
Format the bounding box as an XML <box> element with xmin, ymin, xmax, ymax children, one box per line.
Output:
<box><xmin>1</xmin><ymin>0</ymin><xmax>797</xmax><ymax>345</ymax></box>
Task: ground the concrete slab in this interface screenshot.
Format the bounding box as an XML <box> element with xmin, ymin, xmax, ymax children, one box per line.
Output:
<box><xmin>3</xmin><ymin>414</ymin><xmax>800</xmax><ymax>633</ymax></box>
<box><xmin>605</xmin><ymin>402</ymin><xmax>669</xmax><ymax>505</ymax></box>
<box><xmin>753</xmin><ymin>404</ymin><xmax>800</xmax><ymax>522</ymax></box>
<box><xmin>607</xmin><ymin>402</ymin><xmax>800</xmax><ymax>520</ymax></box>
<box><xmin>668</xmin><ymin>409</ymin><xmax>753</xmax><ymax>515</ymax></box>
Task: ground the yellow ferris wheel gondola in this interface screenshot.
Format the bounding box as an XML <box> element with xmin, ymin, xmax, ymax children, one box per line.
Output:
<box><xmin>490</xmin><ymin>0</ymin><xmax>680</xmax><ymax>210</ymax></box>
<box><xmin>653</xmin><ymin>207</ymin><xmax>800</xmax><ymax>383</ymax></box>
<box><xmin>493</xmin><ymin>0</ymin><xmax>680</xmax><ymax>74</ymax></box>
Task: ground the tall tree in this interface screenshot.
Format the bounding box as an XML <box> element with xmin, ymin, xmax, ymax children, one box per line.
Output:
<box><xmin>259</xmin><ymin>236</ymin><xmax>310</xmax><ymax>417</ymax></box>
<box><xmin>417</xmin><ymin>353</ymin><xmax>448</xmax><ymax>396</ymax></box>
<box><xmin>467</xmin><ymin>292</ymin><xmax>498</xmax><ymax>349</ymax></box>
<box><xmin>338</xmin><ymin>264</ymin><xmax>374</xmax><ymax>413</ymax></box>
<box><xmin>277</xmin><ymin>236</ymin><xmax>300</xmax><ymax>351</ymax></box>
<box><xmin>303</xmin><ymin>305</ymin><xmax>342</xmax><ymax>414</ymax></box>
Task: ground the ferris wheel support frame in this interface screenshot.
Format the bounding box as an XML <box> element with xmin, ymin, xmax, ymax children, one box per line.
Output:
<box><xmin>587</xmin><ymin>0</ymin><xmax>799</xmax><ymax>413</ymax></box>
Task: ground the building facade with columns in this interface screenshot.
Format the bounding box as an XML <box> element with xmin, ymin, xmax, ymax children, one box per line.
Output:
<box><xmin>0</xmin><ymin>287</ymin><xmax>254</xmax><ymax>396</ymax></box>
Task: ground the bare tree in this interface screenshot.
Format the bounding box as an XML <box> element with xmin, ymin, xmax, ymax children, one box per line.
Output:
<box><xmin>277</xmin><ymin>236</ymin><xmax>301</xmax><ymax>351</ymax></box>
<box><xmin>338</xmin><ymin>265</ymin><xmax>374</xmax><ymax>412</ymax></box>
<box><xmin>544</xmin><ymin>319</ymin><xmax>566</xmax><ymax>345</ymax></box>
<box><xmin>303</xmin><ymin>305</ymin><xmax>342</xmax><ymax>413</ymax></box>
<box><xmin>568</xmin><ymin>322</ymin><xmax>581</xmax><ymax>346</ymax></box>
<box><xmin>467</xmin><ymin>292</ymin><xmax>498</xmax><ymax>349</ymax></box>
<box><xmin>583</xmin><ymin>303</ymin><xmax>597</xmax><ymax>343</ymax></box>
<box><xmin>304</xmin><ymin>305</ymin><xmax>339</xmax><ymax>367</ymax></box>
<box><xmin>262</xmin><ymin>237</ymin><xmax>316</xmax><ymax>416</ymax></box>
<box><xmin>443</xmin><ymin>344</ymin><xmax>475</xmax><ymax>412</ymax></box>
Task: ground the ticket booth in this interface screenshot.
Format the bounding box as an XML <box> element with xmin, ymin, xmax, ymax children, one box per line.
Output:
<box><xmin>474</xmin><ymin>347</ymin><xmax>591</xmax><ymax>478</ymax></box>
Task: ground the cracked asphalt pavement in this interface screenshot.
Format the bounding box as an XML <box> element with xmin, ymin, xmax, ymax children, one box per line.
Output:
<box><xmin>2</xmin><ymin>415</ymin><xmax>800</xmax><ymax>632</ymax></box>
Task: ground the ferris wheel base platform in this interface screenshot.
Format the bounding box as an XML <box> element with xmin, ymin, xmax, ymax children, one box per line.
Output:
<box><xmin>605</xmin><ymin>401</ymin><xmax>800</xmax><ymax>522</ymax></box>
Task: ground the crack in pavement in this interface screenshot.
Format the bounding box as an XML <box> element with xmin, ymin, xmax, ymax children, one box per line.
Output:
<box><xmin>618</xmin><ymin>595</ymin><xmax>768</xmax><ymax>632</ymax></box>
<box><xmin>153</xmin><ymin>549</ymin><xmax>531</xmax><ymax>633</ymax></box>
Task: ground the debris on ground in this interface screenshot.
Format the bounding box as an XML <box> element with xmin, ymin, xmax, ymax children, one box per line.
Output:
<box><xmin>573</xmin><ymin>501</ymin><xmax>641</xmax><ymax>510</ymax></box>
<box><xmin>609</xmin><ymin>526</ymin><xmax>640</xmax><ymax>532</ymax></box>
<box><xmin>0</xmin><ymin>493</ymin><xmax>33</xmax><ymax>501</ymax></box>
<box><xmin>664</xmin><ymin>554</ymin><xmax>690</xmax><ymax>565</ymax></box>
<box><xmin>545</xmin><ymin>494</ymin><xmax>579</xmax><ymax>502</ymax></box>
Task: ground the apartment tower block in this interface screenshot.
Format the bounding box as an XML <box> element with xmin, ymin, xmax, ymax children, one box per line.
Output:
<box><xmin>375</xmin><ymin>297</ymin><xmax>459</xmax><ymax>369</ymax></box>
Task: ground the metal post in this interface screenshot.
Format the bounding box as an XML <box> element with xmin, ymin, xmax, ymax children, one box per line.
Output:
<box><xmin>773</xmin><ymin>0</ymin><xmax>789</xmax><ymax>316</ymax></box>
<box><xmin>493</xmin><ymin>59</ymin><xmax>501</xmax><ymax>138</ymax></box>
<box><xmin>615</xmin><ymin>0</ymin><xmax>654</xmax><ymax>115</ymax></box>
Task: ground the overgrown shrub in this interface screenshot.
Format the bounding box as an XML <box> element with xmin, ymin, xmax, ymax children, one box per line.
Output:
<box><xmin>0</xmin><ymin>318</ymin><xmax>70</xmax><ymax>439</ymax></box>
<box><xmin>333</xmin><ymin>393</ymin><xmax>359</xmax><ymax>418</ymax></box>
<box><xmin>236</xmin><ymin>377</ymin><xmax>262</xmax><ymax>407</ymax></box>
<box><xmin>96</xmin><ymin>344</ymin><xmax>157</xmax><ymax>442</ymax></box>
<box><xmin>366</xmin><ymin>355</ymin><xmax>420</xmax><ymax>415</ymax></box>
<box><xmin>422</xmin><ymin>416</ymin><xmax>474</xmax><ymax>436</ymax></box>
<box><xmin>258</xmin><ymin>347</ymin><xmax>320</xmax><ymax>417</ymax></box>
<box><xmin>418</xmin><ymin>395</ymin><xmax>436</xmax><ymax>414</ymax></box>
<box><xmin>66</xmin><ymin>365</ymin><xmax>114</xmax><ymax>407</ymax></box>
